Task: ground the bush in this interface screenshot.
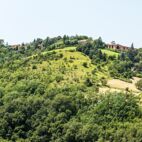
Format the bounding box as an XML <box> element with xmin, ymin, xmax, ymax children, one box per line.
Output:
<box><xmin>101</xmin><ymin>77</ymin><xmax>107</xmax><ymax>86</ymax></box>
<box><xmin>59</xmin><ymin>53</ymin><xmax>63</xmax><ymax>58</ymax></box>
<box><xmin>92</xmin><ymin>68</ymin><xmax>97</xmax><ymax>74</ymax></box>
<box><xmin>32</xmin><ymin>65</ymin><xmax>37</xmax><ymax>69</ymax></box>
<box><xmin>69</xmin><ymin>49</ymin><xmax>75</xmax><ymax>52</ymax></box>
<box><xmin>84</xmin><ymin>78</ymin><xmax>93</xmax><ymax>87</ymax></box>
<box><xmin>136</xmin><ymin>79</ymin><xmax>142</xmax><ymax>91</ymax></box>
<box><xmin>82</xmin><ymin>62</ymin><xmax>88</xmax><ymax>68</ymax></box>
<box><xmin>55</xmin><ymin>75</ymin><xmax>64</xmax><ymax>83</ymax></box>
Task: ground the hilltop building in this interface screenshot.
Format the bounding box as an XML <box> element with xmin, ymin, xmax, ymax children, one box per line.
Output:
<box><xmin>106</xmin><ymin>41</ymin><xmax>129</xmax><ymax>51</ymax></box>
<box><xmin>78</xmin><ymin>39</ymin><xmax>88</xmax><ymax>45</ymax></box>
<box><xmin>9</xmin><ymin>44</ymin><xmax>21</xmax><ymax>50</ymax></box>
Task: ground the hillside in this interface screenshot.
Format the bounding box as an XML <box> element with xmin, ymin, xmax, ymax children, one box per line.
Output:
<box><xmin>0</xmin><ymin>47</ymin><xmax>95</xmax><ymax>92</ymax></box>
<box><xmin>101</xmin><ymin>49</ymin><xmax>119</xmax><ymax>57</ymax></box>
<box><xmin>0</xmin><ymin>36</ymin><xmax>142</xmax><ymax>142</ymax></box>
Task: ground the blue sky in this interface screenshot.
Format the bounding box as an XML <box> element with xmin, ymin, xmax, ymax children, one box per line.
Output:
<box><xmin>0</xmin><ymin>0</ymin><xmax>142</xmax><ymax>47</ymax></box>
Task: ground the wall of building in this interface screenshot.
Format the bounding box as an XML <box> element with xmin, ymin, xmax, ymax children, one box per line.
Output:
<box><xmin>107</xmin><ymin>44</ymin><xmax>129</xmax><ymax>51</ymax></box>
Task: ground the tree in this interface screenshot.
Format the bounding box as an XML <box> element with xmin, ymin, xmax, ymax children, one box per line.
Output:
<box><xmin>127</xmin><ymin>44</ymin><xmax>138</xmax><ymax>62</ymax></box>
<box><xmin>63</xmin><ymin>35</ymin><xmax>69</xmax><ymax>45</ymax></box>
<box><xmin>131</xmin><ymin>43</ymin><xmax>134</xmax><ymax>49</ymax></box>
<box><xmin>120</xmin><ymin>52</ymin><xmax>126</xmax><ymax>61</ymax></box>
<box><xmin>94</xmin><ymin>37</ymin><xmax>106</xmax><ymax>49</ymax></box>
<box><xmin>0</xmin><ymin>39</ymin><xmax>4</xmax><ymax>46</ymax></box>
<box><xmin>93</xmin><ymin>93</ymin><xmax>140</xmax><ymax>122</ymax></box>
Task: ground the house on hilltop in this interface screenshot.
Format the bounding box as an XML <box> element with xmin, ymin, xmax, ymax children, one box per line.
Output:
<box><xmin>9</xmin><ymin>44</ymin><xmax>21</xmax><ymax>50</ymax></box>
<box><xmin>78</xmin><ymin>39</ymin><xmax>93</xmax><ymax>45</ymax></box>
<box><xmin>107</xmin><ymin>41</ymin><xmax>129</xmax><ymax>51</ymax></box>
<box><xmin>78</xmin><ymin>39</ymin><xmax>88</xmax><ymax>45</ymax></box>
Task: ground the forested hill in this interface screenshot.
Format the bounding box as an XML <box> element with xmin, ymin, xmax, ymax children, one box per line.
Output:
<box><xmin>0</xmin><ymin>35</ymin><xmax>142</xmax><ymax>142</ymax></box>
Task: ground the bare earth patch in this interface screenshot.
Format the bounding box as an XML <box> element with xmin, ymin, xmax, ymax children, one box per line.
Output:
<box><xmin>100</xmin><ymin>77</ymin><xmax>141</xmax><ymax>94</ymax></box>
<box><xmin>99</xmin><ymin>87</ymin><xmax>123</xmax><ymax>94</ymax></box>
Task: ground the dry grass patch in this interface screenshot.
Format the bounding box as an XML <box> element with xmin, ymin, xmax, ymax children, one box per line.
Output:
<box><xmin>107</xmin><ymin>77</ymin><xmax>141</xmax><ymax>93</ymax></box>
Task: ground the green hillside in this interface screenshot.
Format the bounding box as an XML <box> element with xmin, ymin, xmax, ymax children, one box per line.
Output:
<box><xmin>0</xmin><ymin>36</ymin><xmax>142</xmax><ymax>142</ymax></box>
<box><xmin>101</xmin><ymin>49</ymin><xmax>119</xmax><ymax>57</ymax></box>
<box><xmin>0</xmin><ymin>46</ymin><xmax>108</xmax><ymax>100</ymax></box>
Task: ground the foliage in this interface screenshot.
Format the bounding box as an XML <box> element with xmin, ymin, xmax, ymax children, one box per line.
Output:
<box><xmin>136</xmin><ymin>79</ymin><xmax>142</xmax><ymax>91</ymax></box>
<box><xmin>0</xmin><ymin>36</ymin><xmax>142</xmax><ymax>141</ymax></box>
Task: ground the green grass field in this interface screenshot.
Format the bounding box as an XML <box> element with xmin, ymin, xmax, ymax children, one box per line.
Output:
<box><xmin>101</xmin><ymin>49</ymin><xmax>119</xmax><ymax>57</ymax></box>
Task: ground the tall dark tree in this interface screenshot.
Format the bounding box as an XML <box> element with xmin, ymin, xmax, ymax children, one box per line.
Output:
<box><xmin>131</xmin><ymin>43</ymin><xmax>134</xmax><ymax>49</ymax></box>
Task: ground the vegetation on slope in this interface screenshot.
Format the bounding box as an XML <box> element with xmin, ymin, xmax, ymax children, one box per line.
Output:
<box><xmin>0</xmin><ymin>35</ymin><xmax>142</xmax><ymax>141</ymax></box>
<box><xmin>101</xmin><ymin>49</ymin><xmax>119</xmax><ymax>57</ymax></box>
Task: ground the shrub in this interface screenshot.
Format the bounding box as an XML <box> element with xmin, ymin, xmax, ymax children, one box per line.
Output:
<box><xmin>55</xmin><ymin>75</ymin><xmax>64</xmax><ymax>83</ymax></box>
<box><xmin>92</xmin><ymin>68</ymin><xmax>97</xmax><ymax>74</ymax></box>
<box><xmin>64</xmin><ymin>57</ymin><xmax>67</xmax><ymax>62</ymax></box>
<box><xmin>73</xmin><ymin>65</ymin><xmax>78</xmax><ymax>69</ymax></box>
<box><xmin>82</xmin><ymin>62</ymin><xmax>88</xmax><ymax>68</ymax></box>
<box><xmin>59</xmin><ymin>53</ymin><xmax>63</xmax><ymax>58</ymax></box>
<box><xmin>32</xmin><ymin>65</ymin><xmax>37</xmax><ymax>69</ymax></box>
<box><xmin>84</xmin><ymin>78</ymin><xmax>93</xmax><ymax>87</ymax></box>
<box><xmin>136</xmin><ymin>79</ymin><xmax>142</xmax><ymax>91</ymax></box>
<box><xmin>101</xmin><ymin>77</ymin><xmax>107</xmax><ymax>86</ymax></box>
<box><xmin>69</xmin><ymin>49</ymin><xmax>75</xmax><ymax>52</ymax></box>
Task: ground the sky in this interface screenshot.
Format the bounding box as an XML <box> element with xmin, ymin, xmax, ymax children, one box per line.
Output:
<box><xmin>0</xmin><ymin>0</ymin><xmax>142</xmax><ymax>47</ymax></box>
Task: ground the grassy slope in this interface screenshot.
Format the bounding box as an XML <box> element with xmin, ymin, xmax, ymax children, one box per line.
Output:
<box><xmin>1</xmin><ymin>47</ymin><xmax>107</xmax><ymax>95</ymax></box>
<box><xmin>40</xmin><ymin>47</ymin><xmax>95</xmax><ymax>87</ymax></box>
<box><xmin>101</xmin><ymin>49</ymin><xmax>119</xmax><ymax>57</ymax></box>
